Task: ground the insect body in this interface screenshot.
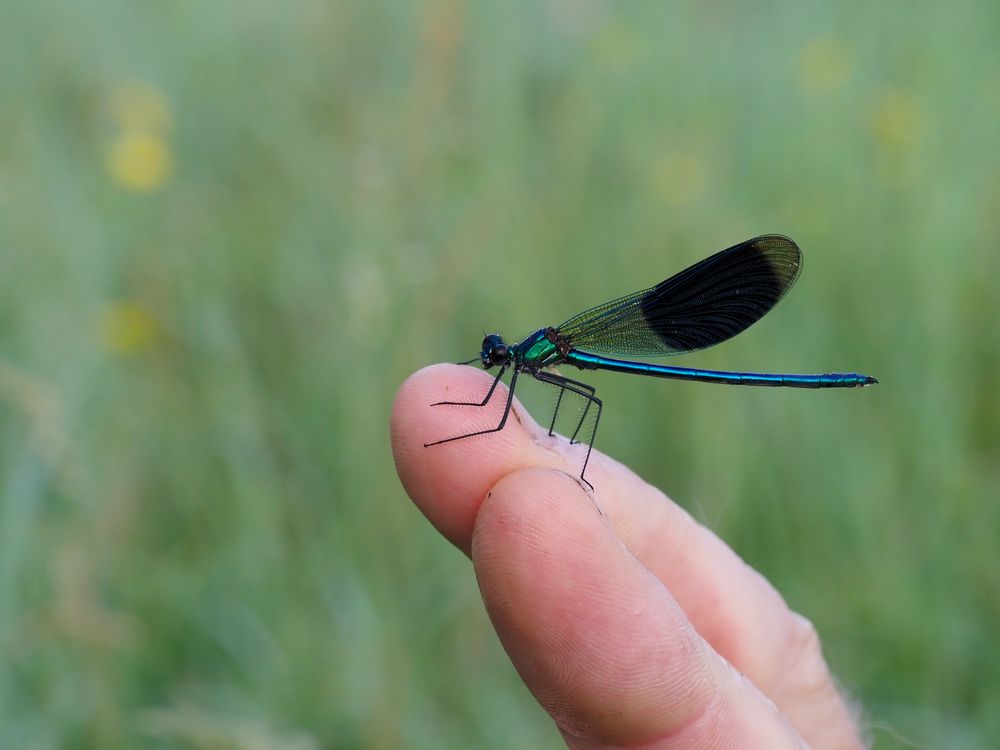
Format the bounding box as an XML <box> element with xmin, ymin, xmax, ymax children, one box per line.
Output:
<box><xmin>425</xmin><ymin>235</ymin><xmax>877</xmax><ymax>487</ymax></box>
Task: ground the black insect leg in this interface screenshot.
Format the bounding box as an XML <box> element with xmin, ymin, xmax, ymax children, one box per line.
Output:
<box><xmin>533</xmin><ymin>371</ymin><xmax>603</xmax><ymax>489</ymax></box>
<box><xmin>547</xmin><ymin>387</ymin><xmax>565</xmax><ymax>437</ymax></box>
<box><xmin>424</xmin><ymin>367</ymin><xmax>520</xmax><ymax>447</ymax></box>
<box><xmin>558</xmin><ymin>375</ymin><xmax>597</xmax><ymax>445</ymax></box>
<box><xmin>431</xmin><ymin>363</ymin><xmax>507</xmax><ymax>407</ymax></box>
<box><xmin>570</xmin><ymin>399</ymin><xmax>591</xmax><ymax>445</ymax></box>
<box><xmin>538</xmin><ymin>371</ymin><xmax>597</xmax><ymax>444</ymax></box>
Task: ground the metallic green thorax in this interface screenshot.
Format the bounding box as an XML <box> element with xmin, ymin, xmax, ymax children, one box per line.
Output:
<box><xmin>515</xmin><ymin>328</ymin><xmax>564</xmax><ymax>369</ymax></box>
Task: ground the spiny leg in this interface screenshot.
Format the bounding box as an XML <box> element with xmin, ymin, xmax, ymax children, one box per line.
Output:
<box><xmin>570</xmin><ymin>399</ymin><xmax>591</xmax><ymax>445</ymax></box>
<box><xmin>555</xmin><ymin>375</ymin><xmax>596</xmax><ymax>445</ymax></box>
<box><xmin>424</xmin><ymin>367</ymin><xmax>520</xmax><ymax>447</ymax></box>
<box><xmin>540</xmin><ymin>371</ymin><xmax>596</xmax><ymax>444</ymax></box>
<box><xmin>533</xmin><ymin>371</ymin><xmax>603</xmax><ymax>489</ymax></box>
<box><xmin>431</xmin><ymin>364</ymin><xmax>507</xmax><ymax>407</ymax></box>
<box><xmin>547</xmin><ymin>387</ymin><xmax>565</xmax><ymax>437</ymax></box>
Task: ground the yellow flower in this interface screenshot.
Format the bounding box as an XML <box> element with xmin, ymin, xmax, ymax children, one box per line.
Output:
<box><xmin>870</xmin><ymin>90</ymin><xmax>924</xmax><ymax>151</ymax></box>
<box><xmin>105</xmin><ymin>81</ymin><xmax>174</xmax><ymax>191</ymax></box>
<box><xmin>106</xmin><ymin>131</ymin><xmax>173</xmax><ymax>191</ymax></box>
<box><xmin>797</xmin><ymin>37</ymin><xmax>852</xmax><ymax>95</ymax></box>
<box><xmin>97</xmin><ymin>302</ymin><xmax>159</xmax><ymax>354</ymax></box>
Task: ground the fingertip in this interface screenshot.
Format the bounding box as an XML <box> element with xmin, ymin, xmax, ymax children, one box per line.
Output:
<box><xmin>472</xmin><ymin>468</ymin><xmax>605</xmax><ymax>619</ymax></box>
<box><xmin>390</xmin><ymin>363</ymin><xmax>468</xmax><ymax>469</ymax></box>
<box><xmin>471</xmin><ymin>468</ymin><xmax>810</xmax><ymax>749</ymax></box>
<box><xmin>471</xmin><ymin>467</ymin><xmax>717</xmax><ymax>745</ymax></box>
<box><xmin>390</xmin><ymin>364</ymin><xmax>542</xmax><ymax>552</ymax></box>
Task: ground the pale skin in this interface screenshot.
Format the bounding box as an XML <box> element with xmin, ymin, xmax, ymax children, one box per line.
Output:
<box><xmin>391</xmin><ymin>364</ymin><xmax>866</xmax><ymax>750</ymax></box>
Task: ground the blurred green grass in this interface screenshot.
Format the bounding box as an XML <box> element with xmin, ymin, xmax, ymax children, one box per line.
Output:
<box><xmin>1</xmin><ymin>1</ymin><xmax>998</xmax><ymax>747</ymax></box>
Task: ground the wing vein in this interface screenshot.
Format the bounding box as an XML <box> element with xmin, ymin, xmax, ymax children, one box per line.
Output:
<box><xmin>555</xmin><ymin>235</ymin><xmax>802</xmax><ymax>357</ymax></box>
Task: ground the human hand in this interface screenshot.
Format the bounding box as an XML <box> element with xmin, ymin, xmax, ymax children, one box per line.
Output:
<box><xmin>391</xmin><ymin>364</ymin><xmax>865</xmax><ymax>749</ymax></box>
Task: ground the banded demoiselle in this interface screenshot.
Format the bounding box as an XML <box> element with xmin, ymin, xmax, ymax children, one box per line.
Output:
<box><xmin>425</xmin><ymin>235</ymin><xmax>877</xmax><ymax>487</ymax></box>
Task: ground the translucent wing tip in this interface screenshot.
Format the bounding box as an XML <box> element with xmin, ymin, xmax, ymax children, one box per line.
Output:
<box><xmin>753</xmin><ymin>233</ymin><xmax>802</xmax><ymax>283</ymax></box>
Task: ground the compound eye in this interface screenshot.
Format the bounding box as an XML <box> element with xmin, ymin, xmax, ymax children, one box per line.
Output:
<box><xmin>490</xmin><ymin>345</ymin><xmax>509</xmax><ymax>365</ymax></box>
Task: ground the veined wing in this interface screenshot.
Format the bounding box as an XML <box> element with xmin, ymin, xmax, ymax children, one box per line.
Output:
<box><xmin>555</xmin><ymin>235</ymin><xmax>802</xmax><ymax>357</ymax></box>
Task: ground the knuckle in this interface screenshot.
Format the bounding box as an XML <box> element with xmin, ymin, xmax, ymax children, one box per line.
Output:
<box><xmin>782</xmin><ymin>612</ymin><xmax>831</xmax><ymax>695</ymax></box>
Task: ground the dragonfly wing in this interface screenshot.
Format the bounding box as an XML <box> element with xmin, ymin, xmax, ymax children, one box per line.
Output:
<box><xmin>555</xmin><ymin>235</ymin><xmax>802</xmax><ymax>357</ymax></box>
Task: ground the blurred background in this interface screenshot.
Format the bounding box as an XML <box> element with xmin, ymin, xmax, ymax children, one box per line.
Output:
<box><xmin>1</xmin><ymin>1</ymin><xmax>998</xmax><ymax>748</ymax></box>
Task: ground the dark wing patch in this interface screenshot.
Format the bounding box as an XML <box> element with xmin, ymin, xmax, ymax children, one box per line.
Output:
<box><xmin>555</xmin><ymin>235</ymin><xmax>801</xmax><ymax>357</ymax></box>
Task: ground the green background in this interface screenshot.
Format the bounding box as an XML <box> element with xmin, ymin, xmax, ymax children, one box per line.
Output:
<box><xmin>2</xmin><ymin>1</ymin><xmax>998</xmax><ymax>747</ymax></box>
